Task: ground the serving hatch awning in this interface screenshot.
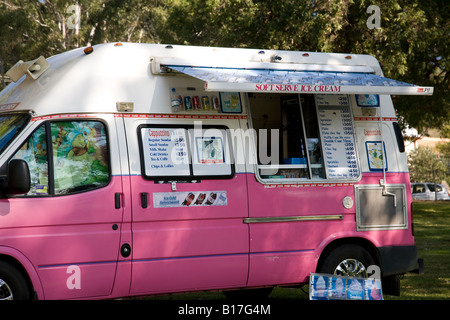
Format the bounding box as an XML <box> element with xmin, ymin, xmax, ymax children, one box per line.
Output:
<box><xmin>166</xmin><ymin>65</ymin><xmax>434</xmax><ymax>96</ymax></box>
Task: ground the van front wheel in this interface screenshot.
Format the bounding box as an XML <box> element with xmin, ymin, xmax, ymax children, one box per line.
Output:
<box><xmin>318</xmin><ymin>244</ymin><xmax>376</xmax><ymax>278</ymax></box>
<box><xmin>0</xmin><ymin>261</ymin><xmax>31</xmax><ymax>300</ymax></box>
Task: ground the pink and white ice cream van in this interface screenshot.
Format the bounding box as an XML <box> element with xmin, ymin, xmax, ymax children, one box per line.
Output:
<box><xmin>0</xmin><ymin>43</ymin><xmax>430</xmax><ymax>300</ymax></box>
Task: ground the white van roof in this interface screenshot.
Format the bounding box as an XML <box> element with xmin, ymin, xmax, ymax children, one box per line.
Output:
<box><xmin>0</xmin><ymin>42</ymin><xmax>433</xmax><ymax>116</ymax></box>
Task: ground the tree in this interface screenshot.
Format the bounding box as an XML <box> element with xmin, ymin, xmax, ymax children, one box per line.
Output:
<box><xmin>0</xmin><ymin>1</ymin><xmax>167</xmax><ymax>79</ymax></box>
<box><xmin>408</xmin><ymin>147</ymin><xmax>448</xmax><ymax>183</ymax></box>
<box><xmin>436</xmin><ymin>124</ymin><xmax>450</xmax><ymax>178</ymax></box>
<box><xmin>1</xmin><ymin>0</ymin><xmax>448</xmax><ymax>133</ymax></box>
<box><xmin>158</xmin><ymin>0</ymin><xmax>448</xmax><ymax>132</ymax></box>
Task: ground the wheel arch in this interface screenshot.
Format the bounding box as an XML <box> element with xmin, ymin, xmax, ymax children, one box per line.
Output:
<box><xmin>315</xmin><ymin>237</ymin><xmax>381</xmax><ymax>273</ymax></box>
<box><xmin>0</xmin><ymin>248</ymin><xmax>44</xmax><ymax>299</ymax></box>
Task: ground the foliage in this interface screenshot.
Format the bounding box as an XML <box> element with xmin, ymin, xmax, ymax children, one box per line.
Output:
<box><xmin>408</xmin><ymin>146</ymin><xmax>448</xmax><ymax>183</ymax></box>
<box><xmin>436</xmin><ymin>139</ymin><xmax>450</xmax><ymax>177</ymax></box>
<box><xmin>436</xmin><ymin>141</ymin><xmax>450</xmax><ymax>157</ymax></box>
<box><xmin>0</xmin><ymin>0</ymin><xmax>448</xmax><ymax>131</ymax></box>
<box><xmin>439</xmin><ymin>124</ymin><xmax>450</xmax><ymax>139</ymax></box>
<box><xmin>390</xmin><ymin>201</ymin><xmax>450</xmax><ymax>300</ymax></box>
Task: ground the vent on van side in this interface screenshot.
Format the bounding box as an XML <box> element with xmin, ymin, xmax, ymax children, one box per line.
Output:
<box><xmin>355</xmin><ymin>184</ymin><xmax>408</xmax><ymax>231</ymax></box>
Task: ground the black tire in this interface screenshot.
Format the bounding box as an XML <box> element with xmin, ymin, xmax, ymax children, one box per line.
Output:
<box><xmin>0</xmin><ymin>261</ymin><xmax>32</xmax><ymax>300</ymax></box>
<box><xmin>318</xmin><ymin>244</ymin><xmax>376</xmax><ymax>278</ymax></box>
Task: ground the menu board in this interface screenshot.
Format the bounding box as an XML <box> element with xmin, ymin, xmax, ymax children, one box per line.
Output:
<box><xmin>141</xmin><ymin>128</ymin><xmax>190</xmax><ymax>177</ymax></box>
<box><xmin>316</xmin><ymin>95</ymin><xmax>359</xmax><ymax>179</ymax></box>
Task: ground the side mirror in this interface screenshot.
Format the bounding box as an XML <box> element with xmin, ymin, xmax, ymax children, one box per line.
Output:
<box><xmin>7</xmin><ymin>159</ymin><xmax>31</xmax><ymax>195</ymax></box>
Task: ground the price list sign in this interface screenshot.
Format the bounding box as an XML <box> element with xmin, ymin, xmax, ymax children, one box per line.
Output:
<box><xmin>316</xmin><ymin>95</ymin><xmax>359</xmax><ymax>179</ymax></box>
<box><xmin>141</xmin><ymin>128</ymin><xmax>190</xmax><ymax>177</ymax></box>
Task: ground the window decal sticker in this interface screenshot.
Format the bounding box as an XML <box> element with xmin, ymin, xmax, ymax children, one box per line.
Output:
<box><xmin>365</xmin><ymin>141</ymin><xmax>388</xmax><ymax>171</ymax></box>
<box><xmin>153</xmin><ymin>191</ymin><xmax>227</xmax><ymax>208</ymax></box>
<box><xmin>196</xmin><ymin>137</ymin><xmax>225</xmax><ymax>164</ymax></box>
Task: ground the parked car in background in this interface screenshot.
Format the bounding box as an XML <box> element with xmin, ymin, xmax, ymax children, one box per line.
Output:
<box><xmin>411</xmin><ymin>183</ymin><xmax>450</xmax><ymax>201</ymax></box>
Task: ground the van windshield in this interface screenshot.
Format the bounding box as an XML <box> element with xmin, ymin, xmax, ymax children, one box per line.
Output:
<box><xmin>0</xmin><ymin>114</ymin><xmax>31</xmax><ymax>155</ymax></box>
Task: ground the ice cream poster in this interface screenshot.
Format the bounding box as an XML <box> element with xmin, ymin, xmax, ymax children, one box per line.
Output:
<box><xmin>366</xmin><ymin>141</ymin><xmax>388</xmax><ymax>172</ymax></box>
<box><xmin>196</xmin><ymin>137</ymin><xmax>225</xmax><ymax>164</ymax></box>
<box><xmin>219</xmin><ymin>92</ymin><xmax>242</xmax><ymax>113</ymax></box>
<box><xmin>309</xmin><ymin>274</ymin><xmax>329</xmax><ymax>300</ymax></box>
<box><xmin>346</xmin><ymin>278</ymin><xmax>365</xmax><ymax>300</ymax></box>
<box><xmin>364</xmin><ymin>278</ymin><xmax>383</xmax><ymax>300</ymax></box>
<box><xmin>309</xmin><ymin>273</ymin><xmax>383</xmax><ymax>300</ymax></box>
<box><xmin>153</xmin><ymin>191</ymin><xmax>228</xmax><ymax>208</ymax></box>
<box><xmin>356</xmin><ymin>94</ymin><xmax>380</xmax><ymax>107</ymax></box>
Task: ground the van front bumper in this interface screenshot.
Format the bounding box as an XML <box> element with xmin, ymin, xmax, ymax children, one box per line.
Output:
<box><xmin>378</xmin><ymin>245</ymin><xmax>424</xmax><ymax>276</ymax></box>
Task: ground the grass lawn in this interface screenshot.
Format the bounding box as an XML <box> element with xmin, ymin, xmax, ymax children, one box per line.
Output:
<box><xmin>387</xmin><ymin>201</ymin><xmax>450</xmax><ymax>300</ymax></box>
<box><xmin>141</xmin><ymin>200</ymin><xmax>450</xmax><ymax>301</ymax></box>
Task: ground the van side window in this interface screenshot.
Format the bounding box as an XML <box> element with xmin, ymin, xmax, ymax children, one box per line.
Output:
<box><xmin>248</xmin><ymin>93</ymin><xmax>359</xmax><ymax>181</ymax></box>
<box><xmin>139</xmin><ymin>125</ymin><xmax>234</xmax><ymax>180</ymax></box>
<box><xmin>51</xmin><ymin>121</ymin><xmax>110</xmax><ymax>194</ymax></box>
<box><xmin>12</xmin><ymin>125</ymin><xmax>49</xmax><ymax>196</ymax></box>
<box><xmin>11</xmin><ymin>120</ymin><xmax>110</xmax><ymax>196</ymax></box>
<box><xmin>0</xmin><ymin>114</ymin><xmax>31</xmax><ymax>156</ymax></box>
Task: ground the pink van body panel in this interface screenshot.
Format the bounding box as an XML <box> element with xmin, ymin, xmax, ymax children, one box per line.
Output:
<box><xmin>0</xmin><ymin>176</ymin><xmax>124</xmax><ymax>299</ymax></box>
<box><xmin>245</xmin><ymin>171</ymin><xmax>414</xmax><ymax>287</ymax></box>
<box><xmin>0</xmin><ymin>170</ymin><xmax>414</xmax><ymax>298</ymax></box>
<box><xmin>128</xmin><ymin>174</ymin><xmax>249</xmax><ymax>295</ymax></box>
<box><xmin>0</xmin><ymin>161</ymin><xmax>415</xmax><ymax>299</ymax></box>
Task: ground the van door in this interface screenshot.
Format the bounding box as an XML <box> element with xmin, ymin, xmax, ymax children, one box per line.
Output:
<box><xmin>0</xmin><ymin>115</ymin><xmax>124</xmax><ymax>299</ymax></box>
<box><xmin>122</xmin><ymin>116</ymin><xmax>249</xmax><ymax>295</ymax></box>
<box><xmin>245</xmin><ymin>93</ymin><xmax>358</xmax><ymax>286</ymax></box>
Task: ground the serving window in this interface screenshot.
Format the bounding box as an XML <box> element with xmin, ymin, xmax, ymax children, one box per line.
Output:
<box><xmin>248</xmin><ymin>93</ymin><xmax>359</xmax><ymax>181</ymax></box>
<box><xmin>138</xmin><ymin>125</ymin><xmax>234</xmax><ymax>180</ymax></box>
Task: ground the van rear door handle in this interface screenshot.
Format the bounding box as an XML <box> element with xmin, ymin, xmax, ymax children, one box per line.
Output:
<box><xmin>141</xmin><ymin>192</ymin><xmax>148</xmax><ymax>208</ymax></box>
<box><xmin>115</xmin><ymin>193</ymin><xmax>121</xmax><ymax>209</ymax></box>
